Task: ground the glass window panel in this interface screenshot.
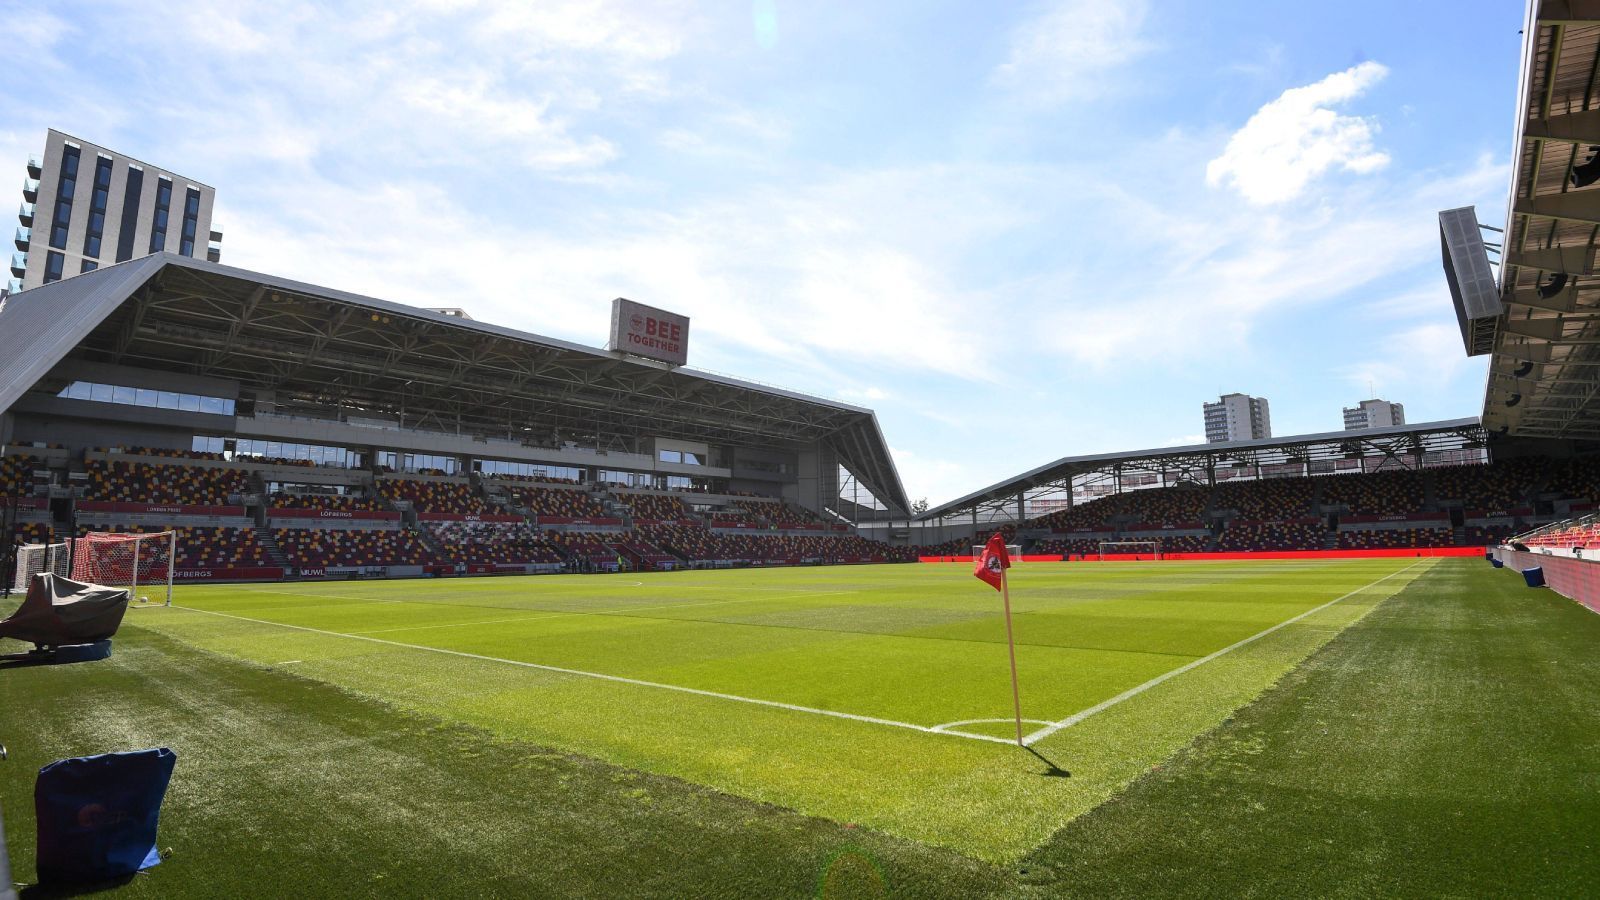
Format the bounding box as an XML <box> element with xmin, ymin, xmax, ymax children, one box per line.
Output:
<box><xmin>157</xmin><ymin>391</ymin><xmax>178</xmax><ymax>409</ymax></box>
<box><xmin>135</xmin><ymin>388</ymin><xmax>157</xmax><ymax>406</ymax></box>
<box><xmin>111</xmin><ymin>385</ymin><xmax>135</xmax><ymax>404</ymax></box>
<box><xmin>178</xmin><ymin>394</ymin><xmax>200</xmax><ymax>412</ymax></box>
<box><xmin>89</xmin><ymin>383</ymin><xmax>112</xmax><ymax>402</ymax></box>
<box><xmin>199</xmin><ymin>396</ymin><xmax>225</xmax><ymax>414</ymax></box>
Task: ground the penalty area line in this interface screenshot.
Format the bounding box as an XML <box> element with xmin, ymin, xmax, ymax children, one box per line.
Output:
<box><xmin>1021</xmin><ymin>560</ymin><xmax>1428</xmax><ymax>747</ymax></box>
<box><xmin>169</xmin><ymin>604</ymin><xmax>1017</xmax><ymax>746</ymax></box>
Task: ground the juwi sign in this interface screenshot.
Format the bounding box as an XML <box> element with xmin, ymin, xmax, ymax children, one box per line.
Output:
<box><xmin>609</xmin><ymin>298</ymin><xmax>689</xmax><ymax>366</ymax></box>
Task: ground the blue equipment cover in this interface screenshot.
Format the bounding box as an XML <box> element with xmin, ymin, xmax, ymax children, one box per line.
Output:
<box><xmin>34</xmin><ymin>748</ymin><xmax>176</xmax><ymax>884</ymax></box>
<box><xmin>1521</xmin><ymin>567</ymin><xmax>1546</xmax><ymax>588</ymax></box>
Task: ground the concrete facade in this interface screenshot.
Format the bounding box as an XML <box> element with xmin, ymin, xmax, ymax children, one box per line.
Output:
<box><xmin>1343</xmin><ymin>398</ymin><xmax>1406</xmax><ymax>430</ymax></box>
<box><xmin>1203</xmin><ymin>393</ymin><xmax>1272</xmax><ymax>443</ymax></box>
<box><xmin>14</xmin><ymin>129</ymin><xmax>219</xmax><ymax>292</ymax></box>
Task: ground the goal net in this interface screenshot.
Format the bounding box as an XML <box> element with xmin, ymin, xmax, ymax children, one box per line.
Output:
<box><xmin>10</xmin><ymin>541</ymin><xmax>71</xmax><ymax>592</ymax></box>
<box><xmin>72</xmin><ymin>531</ymin><xmax>177</xmax><ymax>605</ymax></box>
<box><xmin>972</xmin><ymin>543</ymin><xmax>1025</xmax><ymax>562</ymax></box>
<box><xmin>1098</xmin><ymin>540</ymin><xmax>1161</xmax><ymax>561</ymax></box>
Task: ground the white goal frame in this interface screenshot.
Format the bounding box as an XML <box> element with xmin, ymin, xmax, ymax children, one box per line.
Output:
<box><xmin>10</xmin><ymin>541</ymin><xmax>71</xmax><ymax>591</ymax></box>
<box><xmin>72</xmin><ymin>531</ymin><xmax>178</xmax><ymax>606</ymax></box>
<box><xmin>1098</xmin><ymin>540</ymin><xmax>1161</xmax><ymax>561</ymax></box>
<box><xmin>972</xmin><ymin>543</ymin><xmax>1024</xmax><ymax>562</ymax></box>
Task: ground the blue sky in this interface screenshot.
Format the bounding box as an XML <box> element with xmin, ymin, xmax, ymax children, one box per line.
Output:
<box><xmin>5</xmin><ymin>0</ymin><xmax>1521</xmax><ymax>505</ymax></box>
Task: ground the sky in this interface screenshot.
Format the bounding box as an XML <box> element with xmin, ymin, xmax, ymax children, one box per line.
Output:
<box><xmin>4</xmin><ymin>0</ymin><xmax>1523</xmax><ymax>507</ymax></box>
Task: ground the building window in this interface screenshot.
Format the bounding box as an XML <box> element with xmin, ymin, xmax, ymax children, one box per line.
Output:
<box><xmin>149</xmin><ymin>177</ymin><xmax>172</xmax><ymax>253</ymax></box>
<box><xmin>179</xmin><ymin>188</ymin><xmax>201</xmax><ymax>257</ymax></box>
<box><xmin>659</xmin><ymin>449</ymin><xmax>682</xmax><ymax>464</ymax></box>
<box><xmin>57</xmin><ymin>380</ymin><xmax>235</xmax><ymax>415</ymax></box>
<box><xmin>80</xmin><ymin>260</ymin><xmax>97</xmax><ymax>273</ymax></box>
<box><xmin>115</xmin><ymin>167</ymin><xmax>143</xmax><ymax>262</ymax></box>
<box><xmin>44</xmin><ymin>251</ymin><xmax>64</xmax><ymax>283</ymax></box>
<box><xmin>48</xmin><ymin>146</ymin><xmax>80</xmax><ymax>250</ymax></box>
<box><xmin>81</xmin><ymin>156</ymin><xmax>112</xmax><ymax>259</ymax></box>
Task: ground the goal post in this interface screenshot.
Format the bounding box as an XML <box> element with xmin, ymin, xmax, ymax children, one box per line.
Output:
<box><xmin>71</xmin><ymin>531</ymin><xmax>178</xmax><ymax>606</ymax></box>
<box><xmin>972</xmin><ymin>543</ymin><xmax>1025</xmax><ymax>561</ymax></box>
<box><xmin>10</xmin><ymin>541</ymin><xmax>71</xmax><ymax>592</ymax></box>
<box><xmin>1098</xmin><ymin>540</ymin><xmax>1161</xmax><ymax>561</ymax></box>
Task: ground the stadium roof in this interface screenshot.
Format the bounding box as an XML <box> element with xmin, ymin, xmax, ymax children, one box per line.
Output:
<box><xmin>1483</xmin><ymin>0</ymin><xmax>1600</xmax><ymax>439</ymax></box>
<box><xmin>917</xmin><ymin>418</ymin><xmax>1485</xmax><ymax>522</ymax></box>
<box><xmin>0</xmin><ymin>253</ymin><xmax>909</xmax><ymax>515</ymax></box>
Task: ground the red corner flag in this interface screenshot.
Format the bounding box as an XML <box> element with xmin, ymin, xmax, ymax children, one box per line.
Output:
<box><xmin>973</xmin><ymin>532</ymin><xmax>1011</xmax><ymax>592</ymax></box>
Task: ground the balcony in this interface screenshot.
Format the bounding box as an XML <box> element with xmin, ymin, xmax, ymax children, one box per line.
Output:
<box><xmin>209</xmin><ymin>223</ymin><xmax>224</xmax><ymax>242</ymax></box>
<box><xmin>22</xmin><ymin>177</ymin><xmax>38</xmax><ymax>203</ymax></box>
<box><xmin>26</xmin><ymin>154</ymin><xmax>41</xmax><ymax>178</ymax></box>
<box><xmin>6</xmin><ymin>277</ymin><xmax>20</xmax><ymax>294</ymax></box>
<box><xmin>17</xmin><ymin>201</ymin><xmax>32</xmax><ymax>226</ymax></box>
<box><xmin>13</xmin><ymin>225</ymin><xmax>27</xmax><ymax>251</ymax></box>
<box><xmin>10</xmin><ymin>251</ymin><xmax>26</xmax><ymax>279</ymax></box>
<box><xmin>207</xmin><ymin>240</ymin><xmax>222</xmax><ymax>263</ymax></box>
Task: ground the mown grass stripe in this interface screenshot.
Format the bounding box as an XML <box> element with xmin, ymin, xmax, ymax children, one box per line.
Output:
<box><xmin>172</xmin><ymin>603</ymin><xmax>1020</xmax><ymax>745</ymax></box>
<box><xmin>1022</xmin><ymin>560</ymin><xmax>1426</xmax><ymax>745</ymax></box>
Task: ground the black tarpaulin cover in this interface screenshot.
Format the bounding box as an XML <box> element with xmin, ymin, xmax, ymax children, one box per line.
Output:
<box><xmin>0</xmin><ymin>574</ymin><xmax>130</xmax><ymax>647</ymax></box>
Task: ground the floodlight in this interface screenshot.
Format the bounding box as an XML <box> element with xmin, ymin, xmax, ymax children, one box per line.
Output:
<box><xmin>1538</xmin><ymin>272</ymin><xmax>1569</xmax><ymax>299</ymax></box>
<box><xmin>1572</xmin><ymin>146</ymin><xmax>1600</xmax><ymax>188</ymax></box>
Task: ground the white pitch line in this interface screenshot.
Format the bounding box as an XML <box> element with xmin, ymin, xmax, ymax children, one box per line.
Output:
<box><xmin>170</xmin><ymin>604</ymin><xmax>1016</xmax><ymax>745</ymax></box>
<box><xmin>1021</xmin><ymin>560</ymin><xmax>1427</xmax><ymax>746</ymax></box>
<box><xmin>348</xmin><ymin>589</ymin><xmax>864</xmax><ymax>635</ymax></box>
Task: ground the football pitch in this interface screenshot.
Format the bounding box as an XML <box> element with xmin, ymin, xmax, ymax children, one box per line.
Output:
<box><xmin>124</xmin><ymin>558</ymin><xmax>1428</xmax><ymax>861</ymax></box>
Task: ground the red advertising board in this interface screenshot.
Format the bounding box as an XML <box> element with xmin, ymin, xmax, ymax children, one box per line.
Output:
<box><xmin>608</xmin><ymin>298</ymin><xmax>690</xmax><ymax>366</ymax></box>
<box><xmin>0</xmin><ymin>497</ymin><xmax>46</xmax><ymax>509</ymax></box>
<box><xmin>535</xmin><ymin>516</ymin><xmax>624</xmax><ymax>526</ymax></box>
<box><xmin>416</xmin><ymin>513</ymin><xmax>523</xmax><ymax>523</ymax></box>
<box><xmin>267</xmin><ymin>508</ymin><xmax>403</xmax><ymax>522</ymax></box>
<box><xmin>173</xmin><ymin>567</ymin><xmax>286</xmax><ymax>581</ymax></box>
<box><xmin>78</xmin><ymin>501</ymin><xmax>246</xmax><ymax>517</ymax></box>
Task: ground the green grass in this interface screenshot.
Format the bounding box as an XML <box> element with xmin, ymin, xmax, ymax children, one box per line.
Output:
<box><xmin>32</xmin><ymin>560</ymin><xmax>1424</xmax><ymax>862</ymax></box>
<box><xmin>4</xmin><ymin>558</ymin><xmax>1593</xmax><ymax>896</ymax></box>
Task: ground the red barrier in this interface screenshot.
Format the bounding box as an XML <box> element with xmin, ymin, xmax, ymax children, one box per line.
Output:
<box><xmin>535</xmin><ymin>516</ymin><xmax>624</xmax><ymax>526</ymax></box>
<box><xmin>416</xmin><ymin>512</ymin><xmax>523</xmax><ymax>523</ymax></box>
<box><xmin>0</xmin><ymin>497</ymin><xmax>46</xmax><ymax>509</ymax></box>
<box><xmin>1493</xmin><ymin>549</ymin><xmax>1600</xmax><ymax>614</ymax></box>
<box><xmin>920</xmin><ymin>547</ymin><xmax>1486</xmax><ymax>563</ymax></box>
<box><xmin>1340</xmin><ymin>512</ymin><xmax>1451</xmax><ymax>524</ymax></box>
<box><xmin>172</xmin><ymin>567</ymin><xmax>287</xmax><ymax>581</ymax></box>
<box><xmin>78</xmin><ymin>501</ymin><xmax>246</xmax><ymax>517</ymax></box>
<box><xmin>267</xmin><ymin>508</ymin><xmax>402</xmax><ymax>522</ymax></box>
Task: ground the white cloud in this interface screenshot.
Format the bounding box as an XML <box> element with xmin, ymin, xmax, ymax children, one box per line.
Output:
<box><xmin>1206</xmin><ymin>61</ymin><xmax>1391</xmax><ymax>205</ymax></box>
<box><xmin>991</xmin><ymin>0</ymin><xmax>1150</xmax><ymax>104</ymax></box>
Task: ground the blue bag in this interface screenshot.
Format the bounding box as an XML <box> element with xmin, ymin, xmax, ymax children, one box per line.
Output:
<box><xmin>34</xmin><ymin>748</ymin><xmax>176</xmax><ymax>884</ymax></box>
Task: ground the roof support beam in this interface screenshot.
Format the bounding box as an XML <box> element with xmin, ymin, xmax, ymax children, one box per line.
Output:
<box><xmin>1536</xmin><ymin>0</ymin><xmax>1600</xmax><ymax>23</ymax></box>
<box><xmin>1524</xmin><ymin>107</ymin><xmax>1600</xmax><ymax>145</ymax></box>
<box><xmin>1505</xmin><ymin>244</ymin><xmax>1597</xmax><ymax>274</ymax></box>
<box><xmin>1514</xmin><ymin>193</ymin><xmax>1600</xmax><ymax>226</ymax></box>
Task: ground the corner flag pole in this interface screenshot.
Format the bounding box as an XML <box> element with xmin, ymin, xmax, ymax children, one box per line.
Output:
<box><xmin>999</xmin><ymin>563</ymin><xmax>1024</xmax><ymax>746</ymax></box>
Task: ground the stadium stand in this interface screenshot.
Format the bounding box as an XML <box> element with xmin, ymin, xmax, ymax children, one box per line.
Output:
<box><xmin>1337</xmin><ymin>527</ymin><xmax>1454</xmax><ymax>550</ymax></box>
<box><xmin>1319</xmin><ymin>469</ymin><xmax>1426</xmax><ymax>516</ymax></box>
<box><xmin>1212</xmin><ymin>478</ymin><xmax>1314</xmax><ymax>520</ymax></box>
<box><xmin>426</xmin><ymin>521</ymin><xmax>563</xmax><ymax>565</ymax></box>
<box><xmin>274</xmin><ymin>528</ymin><xmax>441</xmax><ymax>568</ymax></box>
<box><xmin>377</xmin><ymin>478</ymin><xmax>493</xmax><ymax>514</ymax></box>
<box><xmin>620</xmin><ymin>492</ymin><xmax>691</xmax><ymax>521</ymax></box>
<box><xmin>1216</xmin><ymin>520</ymin><xmax>1326</xmax><ymax>552</ymax></box>
<box><xmin>84</xmin><ymin>460</ymin><xmax>249</xmax><ymax>505</ymax></box>
<box><xmin>269</xmin><ymin>492</ymin><xmax>387</xmax><ymax>511</ymax></box>
<box><xmin>513</xmin><ymin>485</ymin><xmax>610</xmax><ymax>518</ymax></box>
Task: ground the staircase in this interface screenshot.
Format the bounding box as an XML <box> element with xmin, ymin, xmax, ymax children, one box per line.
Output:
<box><xmin>255</xmin><ymin>529</ymin><xmax>294</xmax><ymax>577</ymax></box>
<box><xmin>413</xmin><ymin>524</ymin><xmax>452</xmax><ymax>563</ymax></box>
